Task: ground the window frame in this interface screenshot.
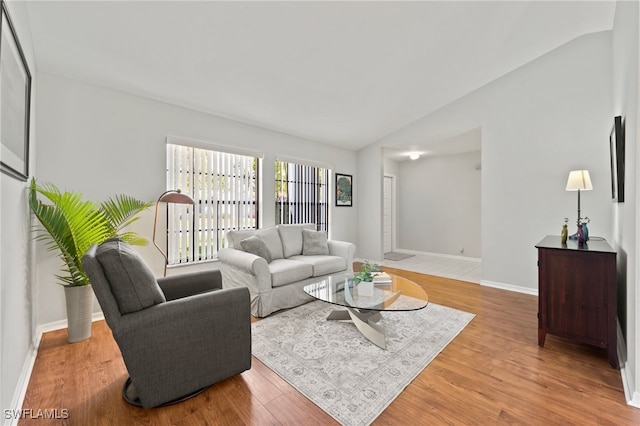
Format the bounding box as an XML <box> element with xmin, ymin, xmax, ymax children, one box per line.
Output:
<box><xmin>275</xmin><ymin>157</ymin><xmax>330</xmax><ymax>232</ymax></box>
<box><xmin>166</xmin><ymin>138</ymin><xmax>262</xmax><ymax>264</ymax></box>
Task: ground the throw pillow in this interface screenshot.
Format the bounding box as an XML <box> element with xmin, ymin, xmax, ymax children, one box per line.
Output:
<box><xmin>256</xmin><ymin>227</ymin><xmax>284</xmax><ymax>260</ymax></box>
<box><xmin>240</xmin><ymin>235</ymin><xmax>273</xmax><ymax>263</ymax></box>
<box><xmin>302</xmin><ymin>229</ymin><xmax>330</xmax><ymax>255</ymax></box>
<box><xmin>95</xmin><ymin>238</ymin><xmax>166</xmax><ymax>314</ymax></box>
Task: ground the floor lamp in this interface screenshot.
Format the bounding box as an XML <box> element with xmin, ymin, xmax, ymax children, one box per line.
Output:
<box><xmin>565</xmin><ymin>170</ymin><xmax>592</xmax><ymax>235</ymax></box>
<box><xmin>153</xmin><ymin>189</ymin><xmax>195</xmax><ymax>276</ymax></box>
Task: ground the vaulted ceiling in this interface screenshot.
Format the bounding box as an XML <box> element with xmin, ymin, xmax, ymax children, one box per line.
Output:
<box><xmin>26</xmin><ymin>1</ymin><xmax>616</xmax><ymax>153</ymax></box>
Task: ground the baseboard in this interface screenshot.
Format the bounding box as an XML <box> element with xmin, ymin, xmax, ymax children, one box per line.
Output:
<box><xmin>5</xmin><ymin>313</ymin><xmax>106</xmax><ymax>426</ymax></box>
<box><xmin>617</xmin><ymin>321</ymin><xmax>640</xmax><ymax>408</ymax></box>
<box><xmin>35</xmin><ymin>311</ymin><xmax>105</xmax><ymax>335</ymax></box>
<box><xmin>480</xmin><ymin>279</ymin><xmax>538</xmax><ymax>296</ymax></box>
<box><xmin>393</xmin><ymin>248</ymin><xmax>481</xmax><ymax>262</ymax></box>
<box><xmin>4</xmin><ymin>343</ymin><xmax>39</xmax><ymax>426</ymax></box>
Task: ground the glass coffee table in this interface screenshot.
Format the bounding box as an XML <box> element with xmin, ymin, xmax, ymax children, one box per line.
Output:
<box><xmin>303</xmin><ymin>272</ymin><xmax>428</xmax><ymax>349</ymax></box>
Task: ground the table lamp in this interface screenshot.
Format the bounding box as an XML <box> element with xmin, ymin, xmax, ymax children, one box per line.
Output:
<box><xmin>565</xmin><ymin>169</ymin><xmax>592</xmax><ymax>230</ymax></box>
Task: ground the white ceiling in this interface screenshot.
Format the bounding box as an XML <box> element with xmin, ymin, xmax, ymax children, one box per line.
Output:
<box><xmin>26</xmin><ymin>1</ymin><xmax>616</xmax><ymax>154</ymax></box>
<box><xmin>384</xmin><ymin>127</ymin><xmax>481</xmax><ymax>161</ymax></box>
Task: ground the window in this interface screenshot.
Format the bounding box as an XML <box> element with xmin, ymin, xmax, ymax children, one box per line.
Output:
<box><xmin>166</xmin><ymin>141</ymin><xmax>260</xmax><ymax>264</ymax></box>
<box><xmin>275</xmin><ymin>158</ymin><xmax>329</xmax><ymax>231</ymax></box>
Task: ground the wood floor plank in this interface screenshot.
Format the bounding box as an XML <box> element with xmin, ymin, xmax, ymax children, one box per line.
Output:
<box><xmin>18</xmin><ymin>267</ymin><xmax>640</xmax><ymax>425</ymax></box>
<box><xmin>265</xmin><ymin>393</ymin><xmax>337</xmax><ymax>425</ymax></box>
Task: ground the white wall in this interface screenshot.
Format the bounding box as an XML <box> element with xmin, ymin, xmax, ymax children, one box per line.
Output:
<box><xmin>358</xmin><ymin>31</ymin><xmax>613</xmax><ymax>293</ymax></box>
<box><xmin>398</xmin><ymin>150</ymin><xmax>481</xmax><ymax>258</ymax></box>
<box><xmin>0</xmin><ymin>0</ymin><xmax>37</xmax><ymax>415</ymax></box>
<box><xmin>35</xmin><ymin>72</ymin><xmax>358</xmax><ymax>325</ymax></box>
<box><xmin>383</xmin><ymin>156</ymin><xmax>400</xmax><ymax>177</ymax></box>
<box><xmin>357</xmin><ymin>145</ymin><xmax>383</xmax><ymax>261</ymax></box>
<box><xmin>612</xmin><ymin>0</ymin><xmax>639</xmax><ymax>407</ymax></box>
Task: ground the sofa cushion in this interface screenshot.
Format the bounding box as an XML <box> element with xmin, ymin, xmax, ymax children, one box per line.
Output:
<box><xmin>302</xmin><ymin>229</ymin><xmax>330</xmax><ymax>255</ymax></box>
<box><xmin>277</xmin><ymin>223</ymin><xmax>316</xmax><ymax>258</ymax></box>
<box><xmin>268</xmin><ymin>259</ymin><xmax>313</xmax><ymax>287</ymax></box>
<box><xmin>227</xmin><ymin>229</ymin><xmax>258</xmax><ymax>249</ymax></box>
<box><xmin>289</xmin><ymin>255</ymin><xmax>346</xmax><ymax>277</ymax></box>
<box><xmin>95</xmin><ymin>238</ymin><xmax>166</xmax><ymax>314</ymax></box>
<box><xmin>240</xmin><ymin>235</ymin><xmax>272</xmax><ymax>263</ymax></box>
<box><xmin>256</xmin><ymin>227</ymin><xmax>284</xmax><ymax>260</ymax></box>
<box><xmin>226</xmin><ymin>227</ymin><xmax>284</xmax><ymax>260</ymax></box>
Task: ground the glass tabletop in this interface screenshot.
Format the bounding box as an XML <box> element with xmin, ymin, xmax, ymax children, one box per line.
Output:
<box><xmin>303</xmin><ymin>272</ymin><xmax>429</xmax><ymax>312</ymax></box>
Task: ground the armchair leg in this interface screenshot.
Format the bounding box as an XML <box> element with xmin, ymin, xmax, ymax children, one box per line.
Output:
<box><xmin>121</xmin><ymin>377</ymin><xmax>209</xmax><ymax>408</ymax></box>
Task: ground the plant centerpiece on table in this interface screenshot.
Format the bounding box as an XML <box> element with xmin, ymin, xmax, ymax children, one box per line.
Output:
<box><xmin>355</xmin><ymin>260</ymin><xmax>379</xmax><ymax>283</ymax></box>
<box><xmin>28</xmin><ymin>179</ymin><xmax>152</xmax><ymax>342</ymax></box>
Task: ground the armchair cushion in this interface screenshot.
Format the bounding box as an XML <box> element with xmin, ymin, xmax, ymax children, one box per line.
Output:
<box><xmin>240</xmin><ymin>235</ymin><xmax>273</xmax><ymax>263</ymax></box>
<box><xmin>302</xmin><ymin>229</ymin><xmax>330</xmax><ymax>255</ymax></box>
<box><xmin>95</xmin><ymin>239</ymin><xmax>165</xmax><ymax>314</ymax></box>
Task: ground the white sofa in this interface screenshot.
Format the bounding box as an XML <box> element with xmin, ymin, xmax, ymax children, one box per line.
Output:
<box><xmin>218</xmin><ymin>224</ymin><xmax>355</xmax><ymax>317</ymax></box>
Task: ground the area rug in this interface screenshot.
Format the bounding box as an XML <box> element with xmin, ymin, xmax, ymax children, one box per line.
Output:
<box><xmin>252</xmin><ymin>300</ymin><xmax>474</xmax><ymax>426</ymax></box>
<box><xmin>383</xmin><ymin>252</ymin><xmax>415</xmax><ymax>261</ymax></box>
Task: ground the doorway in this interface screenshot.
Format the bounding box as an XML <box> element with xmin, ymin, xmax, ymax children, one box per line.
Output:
<box><xmin>383</xmin><ymin>175</ymin><xmax>395</xmax><ymax>254</ymax></box>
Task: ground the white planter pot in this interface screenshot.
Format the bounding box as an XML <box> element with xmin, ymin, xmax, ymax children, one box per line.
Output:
<box><xmin>64</xmin><ymin>285</ymin><xmax>94</xmax><ymax>343</ymax></box>
<box><xmin>357</xmin><ymin>281</ymin><xmax>374</xmax><ymax>297</ymax></box>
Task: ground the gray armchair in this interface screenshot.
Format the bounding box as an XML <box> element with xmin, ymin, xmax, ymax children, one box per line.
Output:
<box><xmin>82</xmin><ymin>239</ymin><xmax>251</xmax><ymax>408</ymax></box>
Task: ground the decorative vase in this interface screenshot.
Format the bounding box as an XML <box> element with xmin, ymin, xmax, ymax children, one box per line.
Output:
<box><xmin>64</xmin><ymin>285</ymin><xmax>94</xmax><ymax>343</ymax></box>
<box><xmin>357</xmin><ymin>281</ymin><xmax>374</xmax><ymax>297</ymax></box>
<box><xmin>577</xmin><ymin>224</ymin><xmax>585</xmax><ymax>246</ymax></box>
<box><xmin>561</xmin><ymin>224</ymin><xmax>568</xmax><ymax>244</ymax></box>
<box><xmin>582</xmin><ymin>221</ymin><xmax>589</xmax><ymax>241</ymax></box>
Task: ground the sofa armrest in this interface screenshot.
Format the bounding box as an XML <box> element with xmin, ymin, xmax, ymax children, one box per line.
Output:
<box><xmin>157</xmin><ymin>270</ymin><xmax>222</xmax><ymax>301</ymax></box>
<box><xmin>328</xmin><ymin>240</ymin><xmax>356</xmax><ymax>272</ymax></box>
<box><xmin>218</xmin><ymin>247</ymin><xmax>269</xmax><ymax>275</ymax></box>
<box><xmin>218</xmin><ymin>247</ymin><xmax>271</xmax><ymax>291</ymax></box>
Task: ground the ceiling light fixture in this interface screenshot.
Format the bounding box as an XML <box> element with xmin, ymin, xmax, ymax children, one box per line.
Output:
<box><xmin>409</xmin><ymin>153</ymin><xmax>420</xmax><ymax>160</ymax></box>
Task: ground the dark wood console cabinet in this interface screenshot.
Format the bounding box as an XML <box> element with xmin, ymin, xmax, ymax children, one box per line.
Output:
<box><xmin>535</xmin><ymin>235</ymin><xmax>618</xmax><ymax>368</ymax></box>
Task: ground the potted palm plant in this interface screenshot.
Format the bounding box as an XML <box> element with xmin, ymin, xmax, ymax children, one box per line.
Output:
<box><xmin>29</xmin><ymin>179</ymin><xmax>152</xmax><ymax>342</ymax></box>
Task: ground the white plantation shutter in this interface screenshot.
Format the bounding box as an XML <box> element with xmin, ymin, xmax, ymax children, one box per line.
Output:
<box><xmin>275</xmin><ymin>158</ymin><xmax>329</xmax><ymax>231</ymax></box>
<box><xmin>166</xmin><ymin>141</ymin><xmax>260</xmax><ymax>264</ymax></box>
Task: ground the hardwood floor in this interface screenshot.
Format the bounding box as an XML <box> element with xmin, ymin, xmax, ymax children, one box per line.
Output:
<box><xmin>20</xmin><ymin>268</ymin><xmax>640</xmax><ymax>425</ymax></box>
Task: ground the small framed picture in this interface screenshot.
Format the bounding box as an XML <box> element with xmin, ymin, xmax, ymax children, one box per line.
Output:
<box><xmin>335</xmin><ymin>173</ymin><xmax>353</xmax><ymax>207</ymax></box>
<box><xmin>609</xmin><ymin>115</ymin><xmax>624</xmax><ymax>203</ymax></box>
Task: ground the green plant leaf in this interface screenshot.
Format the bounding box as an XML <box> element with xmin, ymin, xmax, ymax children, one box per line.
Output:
<box><xmin>100</xmin><ymin>194</ymin><xmax>153</xmax><ymax>242</ymax></box>
<box><xmin>29</xmin><ymin>179</ymin><xmax>151</xmax><ymax>286</ymax></box>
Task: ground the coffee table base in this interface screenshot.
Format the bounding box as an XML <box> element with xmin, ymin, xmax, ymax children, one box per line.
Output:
<box><xmin>326</xmin><ymin>308</ymin><xmax>386</xmax><ymax>349</ymax></box>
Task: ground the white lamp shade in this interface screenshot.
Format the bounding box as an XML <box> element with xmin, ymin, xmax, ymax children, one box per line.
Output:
<box><xmin>566</xmin><ymin>170</ymin><xmax>593</xmax><ymax>191</ymax></box>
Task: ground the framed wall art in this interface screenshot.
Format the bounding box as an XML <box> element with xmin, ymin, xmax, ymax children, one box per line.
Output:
<box><xmin>0</xmin><ymin>1</ymin><xmax>32</xmax><ymax>181</ymax></box>
<box><xmin>335</xmin><ymin>173</ymin><xmax>352</xmax><ymax>207</ymax></box>
<box><xmin>609</xmin><ymin>115</ymin><xmax>624</xmax><ymax>203</ymax></box>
